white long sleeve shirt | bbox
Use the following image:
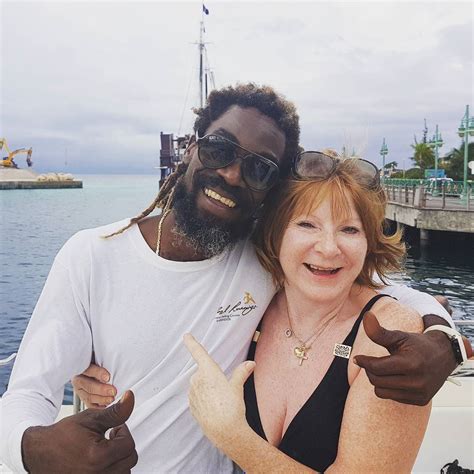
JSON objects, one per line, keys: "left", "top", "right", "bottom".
{"left": 0, "top": 219, "right": 452, "bottom": 473}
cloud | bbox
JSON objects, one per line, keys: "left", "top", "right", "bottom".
{"left": 2, "top": 1, "right": 472, "bottom": 173}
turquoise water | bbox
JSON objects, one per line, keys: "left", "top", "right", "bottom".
{"left": 1, "top": 175, "right": 473, "bottom": 402}
{"left": 0, "top": 175, "right": 161, "bottom": 401}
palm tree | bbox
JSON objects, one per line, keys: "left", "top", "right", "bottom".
{"left": 443, "top": 142, "right": 474, "bottom": 180}
{"left": 410, "top": 142, "right": 434, "bottom": 174}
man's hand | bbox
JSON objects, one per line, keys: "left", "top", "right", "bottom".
{"left": 72, "top": 364, "right": 117, "bottom": 408}
{"left": 183, "top": 334, "right": 255, "bottom": 451}
{"left": 354, "top": 312, "right": 473, "bottom": 406}
{"left": 22, "top": 391, "right": 138, "bottom": 473}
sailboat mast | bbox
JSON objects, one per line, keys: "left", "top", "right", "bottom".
{"left": 199, "top": 19, "right": 205, "bottom": 108}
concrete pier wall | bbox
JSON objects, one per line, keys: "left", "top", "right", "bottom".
{"left": 386, "top": 202, "right": 474, "bottom": 233}
{"left": 0, "top": 180, "right": 82, "bottom": 190}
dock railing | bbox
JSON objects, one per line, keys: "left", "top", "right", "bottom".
{"left": 384, "top": 179, "right": 472, "bottom": 211}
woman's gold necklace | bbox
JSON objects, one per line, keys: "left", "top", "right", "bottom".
{"left": 284, "top": 292, "right": 339, "bottom": 366}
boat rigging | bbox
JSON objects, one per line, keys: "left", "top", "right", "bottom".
{"left": 158, "top": 5, "right": 215, "bottom": 186}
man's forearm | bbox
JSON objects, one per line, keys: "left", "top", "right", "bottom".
{"left": 423, "top": 313, "right": 451, "bottom": 329}
{"left": 382, "top": 284, "right": 454, "bottom": 327}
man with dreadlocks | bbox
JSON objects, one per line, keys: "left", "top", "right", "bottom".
{"left": 1, "top": 84, "right": 462, "bottom": 473}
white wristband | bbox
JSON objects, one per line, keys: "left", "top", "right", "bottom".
{"left": 423, "top": 325, "right": 468, "bottom": 366}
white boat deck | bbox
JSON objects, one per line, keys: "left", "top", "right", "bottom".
{"left": 414, "top": 375, "right": 473, "bottom": 473}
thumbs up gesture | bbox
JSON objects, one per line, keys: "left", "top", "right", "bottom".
{"left": 354, "top": 312, "right": 473, "bottom": 406}
{"left": 22, "top": 391, "right": 138, "bottom": 473}
{"left": 183, "top": 334, "right": 255, "bottom": 451}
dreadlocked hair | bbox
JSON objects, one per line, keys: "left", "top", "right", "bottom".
{"left": 193, "top": 83, "right": 300, "bottom": 177}
{"left": 103, "top": 161, "right": 189, "bottom": 238}
{"left": 105, "top": 83, "right": 300, "bottom": 239}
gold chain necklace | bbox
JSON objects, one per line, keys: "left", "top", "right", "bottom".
{"left": 284, "top": 291, "right": 339, "bottom": 366}
{"left": 155, "top": 208, "right": 171, "bottom": 256}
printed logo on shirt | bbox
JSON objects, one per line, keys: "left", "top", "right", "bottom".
{"left": 215, "top": 292, "right": 257, "bottom": 322}
{"left": 243, "top": 292, "right": 256, "bottom": 305}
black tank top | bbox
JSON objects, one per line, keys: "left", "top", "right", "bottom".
{"left": 244, "top": 294, "right": 389, "bottom": 472}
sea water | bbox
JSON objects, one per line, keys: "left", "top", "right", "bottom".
{"left": 1, "top": 175, "right": 473, "bottom": 402}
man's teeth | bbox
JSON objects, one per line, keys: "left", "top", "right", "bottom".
{"left": 204, "top": 188, "right": 236, "bottom": 208}
{"left": 307, "top": 264, "right": 340, "bottom": 274}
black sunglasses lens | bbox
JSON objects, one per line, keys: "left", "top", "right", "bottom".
{"left": 242, "top": 155, "right": 279, "bottom": 191}
{"left": 295, "top": 152, "right": 335, "bottom": 178}
{"left": 199, "top": 136, "right": 235, "bottom": 168}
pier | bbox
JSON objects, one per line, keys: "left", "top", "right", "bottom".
{"left": 0, "top": 168, "right": 82, "bottom": 190}
{"left": 384, "top": 181, "right": 474, "bottom": 239}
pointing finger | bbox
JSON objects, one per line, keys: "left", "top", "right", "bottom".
{"left": 353, "top": 353, "right": 407, "bottom": 376}
{"left": 362, "top": 311, "right": 408, "bottom": 354}
{"left": 183, "top": 334, "right": 220, "bottom": 370}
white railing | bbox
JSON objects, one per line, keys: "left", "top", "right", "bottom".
{"left": 0, "top": 353, "right": 16, "bottom": 367}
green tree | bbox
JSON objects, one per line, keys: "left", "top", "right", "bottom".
{"left": 443, "top": 142, "right": 474, "bottom": 180}
{"left": 410, "top": 142, "right": 434, "bottom": 173}
{"left": 410, "top": 119, "right": 435, "bottom": 174}
{"left": 404, "top": 167, "right": 424, "bottom": 179}
{"left": 384, "top": 160, "right": 398, "bottom": 169}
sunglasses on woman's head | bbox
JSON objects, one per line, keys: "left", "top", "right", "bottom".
{"left": 292, "top": 151, "right": 380, "bottom": 189}
{"left": 196, "top": 133, "right": 281, "bottom": 192}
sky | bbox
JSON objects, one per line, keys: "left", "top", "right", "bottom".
{"left": 1, "top": 0, "right": 473, "bottom": 174}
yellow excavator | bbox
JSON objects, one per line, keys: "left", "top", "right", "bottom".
{"left": 0, "top": 137, "right": 33, "bottom": 168}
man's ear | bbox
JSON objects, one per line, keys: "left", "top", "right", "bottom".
{"left": 183, "top": 135, "right": 197, "bottom": 165}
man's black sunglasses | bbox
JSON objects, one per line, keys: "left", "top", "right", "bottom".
{"left": 196, "top": 133, "right": 280, "bottom": 192}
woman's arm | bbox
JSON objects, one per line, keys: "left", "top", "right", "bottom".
{"left": 327, "top": 301, "right": 431, "bottom": 473}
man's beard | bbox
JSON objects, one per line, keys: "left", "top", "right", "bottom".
{"left": 171, "top": 173, "right": 255, "bottom": 258}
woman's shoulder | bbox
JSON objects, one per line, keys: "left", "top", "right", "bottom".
{"left": 371, "top": 296, "right": 423, "bottom": 333}
{"left": 353, "top": 296, "right": 423, "bottom": 358}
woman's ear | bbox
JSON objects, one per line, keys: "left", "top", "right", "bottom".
{"left": 183, "top": 135, "right": 197, "bottom": 165}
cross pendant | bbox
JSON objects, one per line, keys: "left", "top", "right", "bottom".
{"left": 294, "top": 345, "right": 309, "bottom": 366}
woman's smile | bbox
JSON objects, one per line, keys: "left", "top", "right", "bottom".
{"left": 303, "top": 263, "right": 343, "bottom": 277}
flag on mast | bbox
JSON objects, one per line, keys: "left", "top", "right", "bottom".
{"left": 203, "top": 4, "right": 209, "bottom": 15}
